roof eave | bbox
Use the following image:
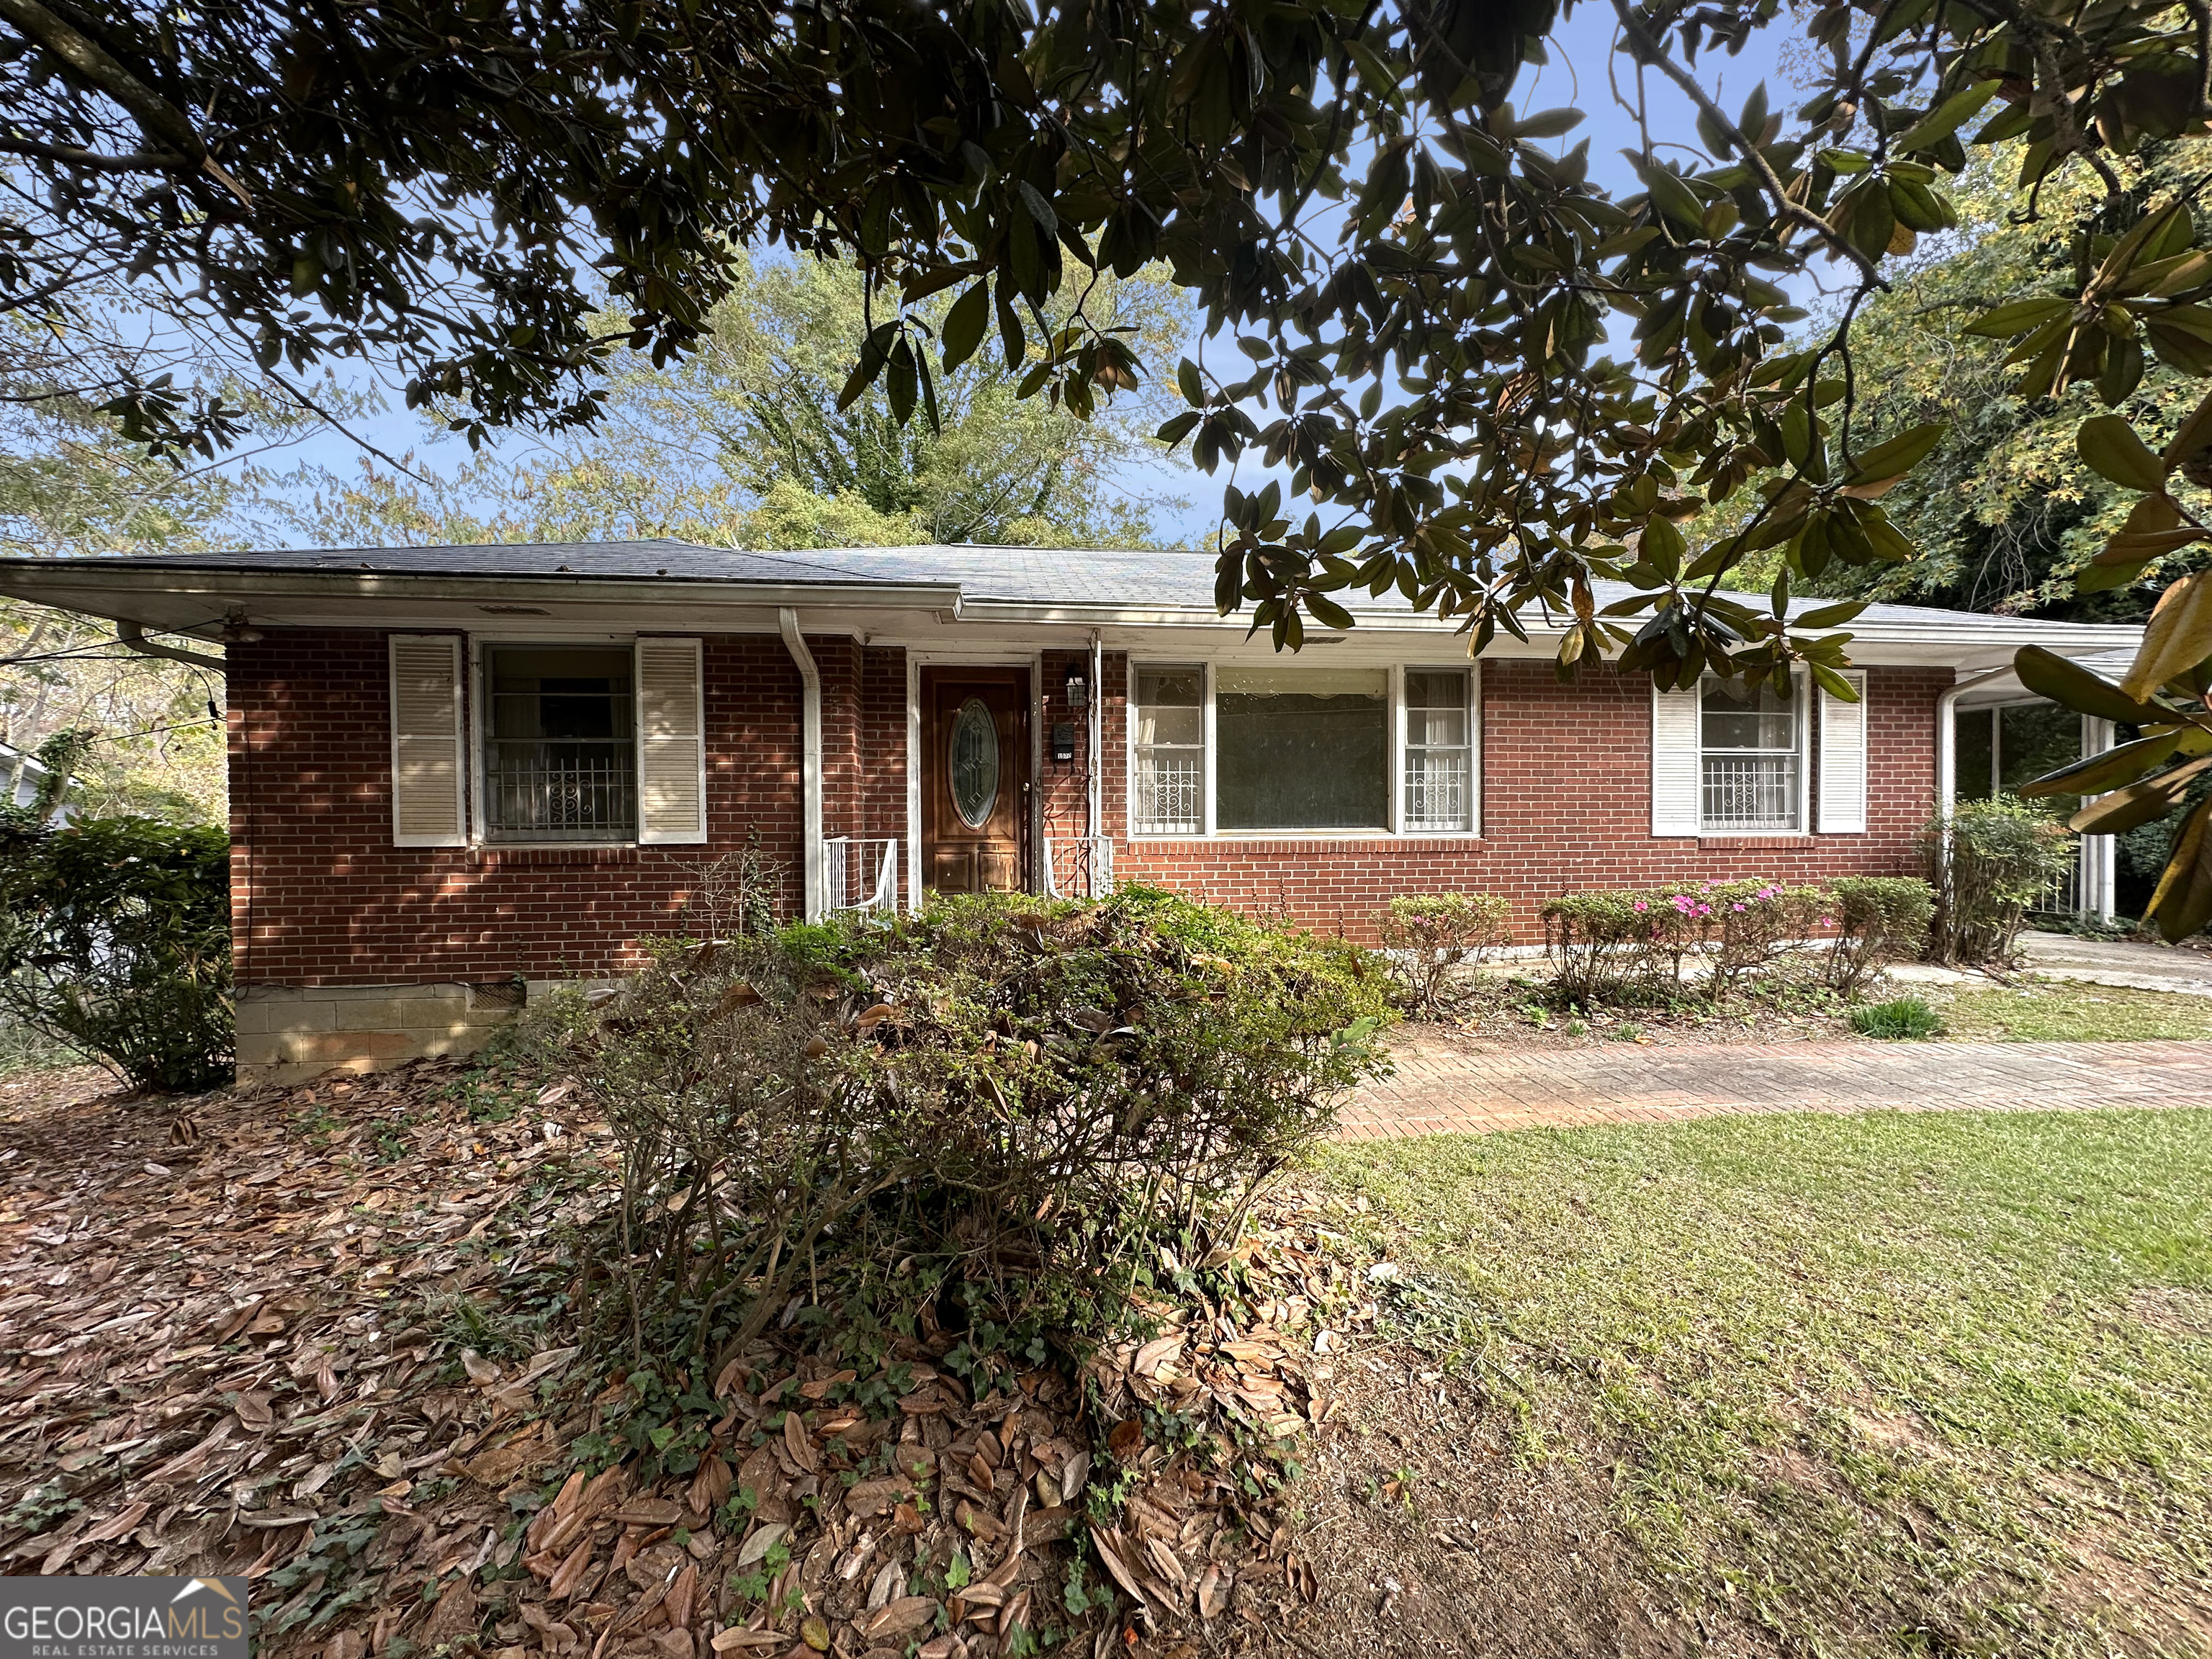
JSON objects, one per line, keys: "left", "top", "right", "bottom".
{"left": 0, "top": 559, "right": 966, "bottom": 634}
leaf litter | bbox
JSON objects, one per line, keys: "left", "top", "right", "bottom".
{"left": 0, "top": 1057, "right": 1380, "bottom": 1658}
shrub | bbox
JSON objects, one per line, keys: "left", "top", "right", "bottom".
{"left": 552, "top": 886, "right": 1394, "bottom": 1366}
{"left": 0, "top": 814, "right": 233, "bottom": 1091}
{"left": 1824, "top": 876, "right": 1934, "bottom": 997}
{"left": 1542, "top": 889, "right": 1676, "bottom": 1002}
{"left": 1851, "top": 997, "right": 1943, "bottom": 1040}
{"left": 1925, "top": 798, "right": 2077, "bottom": 967}
{"left": 1542, "top": 880, "right": 1827, "bottom": 1002}
{"left": 1376, "top": 891, "right": 1513, "bottom": 1011}
{"left": 1704, "top": 880, "right": 1828, "bottom": 997}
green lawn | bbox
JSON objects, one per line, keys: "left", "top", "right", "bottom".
{"left": 1934, "top": 980, "right": 2212, "bottom": 1043}
{"left": 1320, "top": 1110, "right": 2212, "bottom": 1656}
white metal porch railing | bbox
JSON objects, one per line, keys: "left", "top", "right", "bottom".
{"left": 823, "top": 836, "right": 899, "bottom": 915}
{"left": 1043, "top": 835, "right": 1115, "bottom": 900}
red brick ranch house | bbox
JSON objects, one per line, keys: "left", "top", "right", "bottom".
{"left": 0, "top": 542, "right": 2143, "bottom": 1082}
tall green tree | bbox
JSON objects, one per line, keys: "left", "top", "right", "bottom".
{"left": 0, "top": 387, "right": 234, "bottom": 824}
{"left": 268, "top": 258, "right": 1195, "bottom": 550}
{"left": 1735, "top": 141, "right": 2212, "bottom": 624}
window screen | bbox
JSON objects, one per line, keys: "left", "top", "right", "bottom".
{"left": 1132, "top": 667, "right": 1203, "bottom": 835}
{"left": 1216, "top": 667, "right": 1386, "bottom": 830}
{"left": 483, "top": 645, "right": 637, "bottom": 842}
{"left": 1700, "top": 675, "right": 1801, "bottom": 832}
{"left": 1404, "top": 669, "right": 1473, "bottom": 832}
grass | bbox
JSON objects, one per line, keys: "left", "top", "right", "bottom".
{"left": 1851, "top": 995, "right": 1943, "bottom": 1040}
{"left": 1321, "top": 1110, "right": 2212, "bottom": 1657}
{"left": 1936, "top": 979, "right": 2212, "bottom": 1043}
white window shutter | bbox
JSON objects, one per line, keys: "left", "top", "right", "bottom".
{"left": 637, "top": 638, "right": 707, "bottom": 845}
{"left": 1651, "top": 679, "right": 1701, "bottom": 836}
{"left": 1817, "top": 669, "right": 1869, "bottom": 833}
{"left": 389, "top": 634, "right": 466, "bottom": 848}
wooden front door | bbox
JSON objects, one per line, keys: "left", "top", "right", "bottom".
{"left": 922, "top": 667, "right": 1028, "bottom": 894}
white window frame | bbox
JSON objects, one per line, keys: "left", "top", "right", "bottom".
{"left": 1123, "top": 659, "right": 1483, "bottom": 840}
{"left": 1128, "top": 662, "right": 1208, "bottom": 836}
{"left": 1696, "top": 669, "right": 1811, "bottom": 837}
{"left": 1401, "top": 664, "right": 1480, "bottom": 835}
{"left": 464, "top": 631, "right": 652, "bottom": 850}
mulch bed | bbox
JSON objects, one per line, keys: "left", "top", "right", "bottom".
{"left": 0, "top": 1058, "right": 1391, "bottom": 1659}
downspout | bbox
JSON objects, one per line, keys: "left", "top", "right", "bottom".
{"left": 1087, "top": 630, "right": 1103, "bottom": 840}
{"left": 1936, "top": 666, "right": 2014, "bottom": 819}
{"left": 778, "top": 608, "right": 824, "bottom": 921}
{"left": 118, "top": 619, "right": 225, "bottom": 672}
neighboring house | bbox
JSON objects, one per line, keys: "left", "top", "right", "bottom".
{"left": 0, "top": 541, "right": 2144, "bottom": 1082}
{"left": 0, "top": 738, "right": 77, "bottom": 824}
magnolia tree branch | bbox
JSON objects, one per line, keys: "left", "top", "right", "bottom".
{"left": 1609, "top": 0, "right": 1890, "bottom": 292}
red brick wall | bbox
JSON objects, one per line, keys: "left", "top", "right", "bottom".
{"left": 1110, "top": 657, "right": 1947, "bottom": 943}
{"left": 229, "top": 631, "right": 1943, "bottom": 980}
{"left": 228, "top": 630, "right": 907, "bottom": 985}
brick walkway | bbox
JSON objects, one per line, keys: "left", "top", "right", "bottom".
{"left": 1339, "top": 1027, "right": 2212, "bottom": 1138}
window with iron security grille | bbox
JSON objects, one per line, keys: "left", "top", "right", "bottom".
{"left": 1699, "top": 675, "right": 1802, "bottom": 832}
{"left": 483, "top": 644, "right": 637, "bottom": 842}
{"left": 1403, "top": 668, "right": 1473, "bottom": 832}
{"left": 1133, "top": 666, "right": 1203, "bottom": 834}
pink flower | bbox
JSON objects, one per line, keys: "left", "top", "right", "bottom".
{"left": 1820, "top": 915, "right": 1835, "bottom": 927}
{"left": 1633, "top": 900, "right": 1647, "bottom": 912}
{"left": 1732, "top": 902, "right": 1746, "bottom": 912}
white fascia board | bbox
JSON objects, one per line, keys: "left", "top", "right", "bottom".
{"left": 0, "top": 562, "right": 963, "bottom": 637}
{"left": 954, "top": 598, "right": 2142, "bottom": 665}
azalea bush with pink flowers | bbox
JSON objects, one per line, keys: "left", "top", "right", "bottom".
{"left": 1540, "top": 878, "right": 1928, "bottom": 1007}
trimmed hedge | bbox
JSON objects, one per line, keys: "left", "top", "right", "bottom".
{"left": 1375, "top": 891, "right": 1513, "bottom": 1010}
{"left": 1542, "top": 876, "right": 1933, "bottom": 1004}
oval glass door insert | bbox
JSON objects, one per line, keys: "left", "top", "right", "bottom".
{"left": 950, "top": 698, "right": 1000, "bottom": 829}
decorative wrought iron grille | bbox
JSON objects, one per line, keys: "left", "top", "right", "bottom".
{"left": 1699, "top": 755, "right": 1797, "bottom": 831}
{"left": 485, "top": 744, "right": 637, "bottom": 840}
{"left": 1133, "top": 751, "right": 1202, "bottom": 835}
{"left": 483, "top": 646, "right": 637, "bottom": 842}
{"left": 1404, "top": 752, "right": 1470, "bottom": 832}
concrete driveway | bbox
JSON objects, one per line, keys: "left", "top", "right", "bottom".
{"left": 2015, "top": 930, "right": 2212, "bottom": 997}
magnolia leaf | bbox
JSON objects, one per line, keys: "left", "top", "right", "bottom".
{"left": 2069, "top": 755, "right": 2212, "bottom": 834}
{"left": 1304, "top": 591, "right": 1354, "bottom": 631}
{"left": 940, "top": 282, "right": 990, "bottom": 372}
{"left": 2018, "top": 731, "right": 2180, "bottom": 797}
{"left": 1808, "top": 662, "right": 1858, "bottom": 701}
{"left": 2077, "top": 414, "right": 2167, "bottom": 492}
{"left": 2013, "top": 644, "right": 2167, "bottom": 724}
{"left": 1841, "top": 422, "right": 1946, "bottom": 493}
{"left": 1642, "top": 166, "right": 1707, "bottom": 235}
{"left": 2095, "top": 526, "right": 2203, "bottom": 565}
{"left": 1793, "top": 598, "right": 1870, "bottom": 629}
{"left": 2146, "top": 796, "right": 2212, "bottom": 942}
{"left": 1963, "top": 296, "right": 2071, "bottom": 338}
{"left": 1892, "top": 79, "right": 2002, "bottom": 152}
{"left": 2166, "top": 385, "right": 2212, "bottom": 474}
{"left": 2123, "top": 571, "right": 2212, "bottom": 700}
{"left": 1640, "top": 513, "right": 1684, "bottom": 577}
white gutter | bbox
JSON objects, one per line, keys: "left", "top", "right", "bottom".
{"left": 778, "top": 608, "right": 824, "bottom": 921}
{"left": 1936, "top": 665, "right": 2015, "bottom": 818}
{"left": 1087, "top": 629, "right": 1103, "bottom": 840}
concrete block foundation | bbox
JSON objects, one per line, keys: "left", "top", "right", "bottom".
{"left": 235, "top": 980, "right": 533, "bottom": 1086}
